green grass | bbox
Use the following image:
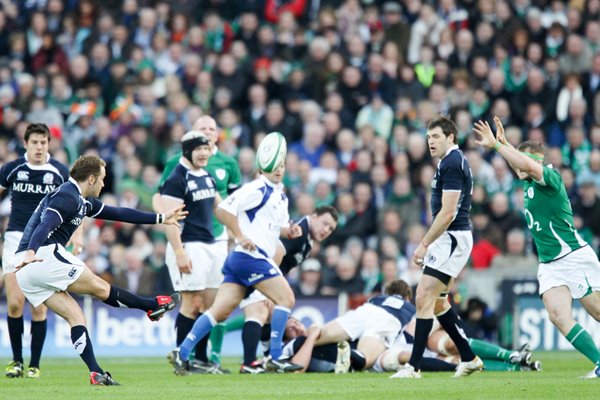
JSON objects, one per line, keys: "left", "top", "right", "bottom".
{"left": 0, "top": 352, "right": 598, "bottom": 400}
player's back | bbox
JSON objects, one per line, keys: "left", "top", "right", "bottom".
{"left": 0, "top": 157, "right": 69, "bottom": 232}
{"left": 368, "top": 294, "right": 416, "bottom": 329}
{"left": 17, "top": 180, "right": 85, "bottom": 253}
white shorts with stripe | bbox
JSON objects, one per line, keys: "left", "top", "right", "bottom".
{"left": 2, "top": 231, "right": 23, "bottom": 275}
{"left": 15, "top": 244, "right": 86, "bottom": 307}
{"left": 424, "top": 230, "right": 473, "bottom": 278}
{"left": 538, "top": 245, "right": 600, "bottom": 299}
{"left": 166, "top": 241, "right": 225, "bottom": 291}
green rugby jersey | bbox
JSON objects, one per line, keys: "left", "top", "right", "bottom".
{"left": 160, "top": 150, "right": 241, "bottom": 237}
{"left": 522, "top": 165, "right": 587, "bottom": 263}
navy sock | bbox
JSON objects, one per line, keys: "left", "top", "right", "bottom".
{"left": 408, "top": 318, "right": 434, "bottom": 370}
{"left": 350, "top": 350, "right": 367, "bottom": 371}
{"left": 103, "top": 286, "right": 157, "bottom": 311}
{"left": 242, "top": 320, "right": 263, "bottom": 365}
{"left": 260, "top": 323, "right": 271, "bottom": 356}
{"left": 194, "top": 313, "right": 210, "bottom": 363}
{"left": 420, "top": 357, "right": 457, "bottom": 372}
{"left": 71, "top": 325, "right": 102, "bottom": 373}
{"left": 175, "top": 313, "right": 195, "bottom": 347}
{"left": 29, "top": 320, "right": 47, "bottom": 368}
{"left": 437, "top": 308, "right": 476, "bottom": 362}
{"left": 7, "top": 316, "right": 24, "bottom": 363}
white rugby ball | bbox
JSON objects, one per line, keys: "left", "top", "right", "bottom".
{"left": 256, "top": 132, "right": 287, "bottom": 172}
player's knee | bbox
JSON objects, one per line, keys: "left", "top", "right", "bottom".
{"left": 7, "top": 300, "right": 24, "bottom": 317}
{"left": 546, "top": 307, "right": 572, "bottom": 329}
{"left": 30, "top": 304, "right": 47, "bottom": 320}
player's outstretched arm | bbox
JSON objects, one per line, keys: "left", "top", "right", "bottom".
{"left": 473, "top": 120, "right": 543, "bottom": 181}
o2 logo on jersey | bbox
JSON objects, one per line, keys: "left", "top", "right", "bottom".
{"left": 527, "top": 187, "right": 534, "bottom": 199}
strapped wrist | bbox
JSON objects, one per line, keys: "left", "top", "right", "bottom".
{"left": 494, "top": 141, "right": 502, "bottom": 151}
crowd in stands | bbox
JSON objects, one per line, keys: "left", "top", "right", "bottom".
{"left": 0, "top": 0, "right": 600, "bottom": 342}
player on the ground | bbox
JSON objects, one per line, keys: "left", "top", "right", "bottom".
{"left": 474, "top": 116, "right": 600, "bottom": 379}
{"left": 0, "top": 123, "right": 77, "bottom": 379}
{"left": 154, "top": 115, "right": 241, "bottom": 370}
{"left": 169, "top": 132, "right": 304, "bottom": 375}
{"left": 14, "top": 155, "right": 185, "bottom": 385}
{"left": 238, "top": 206, "right": 338, "bottom": 373}
{"left": 161, "top": 130, "right": 230, "bottom": 374}
{"left": 393, "top": 116, "right": 482, "bottom": 379}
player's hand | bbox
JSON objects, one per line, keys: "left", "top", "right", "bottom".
{"left": 237, "top": 236, "right": 256, "bottom": 252}
{"left": 162, "top": 204, "right": 188, "bottom": 227}
{"left": 473, "top": 120, "right": 497, "bottom": 149}
{"left": 493, "top": 116, "right": 507, "bottom": 145}
{"left": 67, "top": 237, "right": 84, "bottom": 255}
{"left": 15, "top": 250, "right": 43, "bottom": 270}
{"left": 307, "top": 325, "right": 321, "bottom": 339}
{"left": 413, "top": 243, "right": 427, "bottom": 267}
{"left": 176, "top": 253, "right": 192, "bottom": 274}
{"left": 287, "top": 224, "right": 302, "bottom": 239}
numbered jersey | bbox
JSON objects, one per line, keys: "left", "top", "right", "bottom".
{"left": 523, "top": 166, "right": 587, "bottom": 263}
{"left": 368, "top": 294, "right": 416, "bottom": 328}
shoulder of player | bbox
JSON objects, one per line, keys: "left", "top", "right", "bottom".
{"left": 1, "top": 157, "right": 26, "bottom": 174}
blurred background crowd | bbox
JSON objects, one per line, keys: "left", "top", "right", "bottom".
{"left": 0, "top": 0, "right": 599, "bottom": 345}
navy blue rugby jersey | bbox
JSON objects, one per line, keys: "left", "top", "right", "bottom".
{"left": 18, "top": 179, "right": 106, "bottom": 252}
{"left": 160, "top": 162, "right": 217, "bottom": 243}
{"left": 279, "top": 216, "right": 312, "bottom": 275}
{"left": 368, "top": 294, "right": 416, "bottom": 328}
{"left": 0, "top": 156, "right": 69, "bottom": 232}
{"left": 430, "top": 145, "right": 472, "bottom": 231}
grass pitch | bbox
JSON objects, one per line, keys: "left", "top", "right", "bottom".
{"left": 0, "top": 352, "right": 597, "bottom": 400}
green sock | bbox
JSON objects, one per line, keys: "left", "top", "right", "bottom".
{"left": 225, "top": 314, "right": 246, "bottom": 332}
{"left": 468, "top": 338, "right": 511, "bottom": 361}
{"left": 482, "top": 359, "right": 520, "bottom": 371}
{"left": 209, "top": 323, "right": 226, "bottom": 364}
{"left": 566, "top": 324, "right": 600, "bottom": 364}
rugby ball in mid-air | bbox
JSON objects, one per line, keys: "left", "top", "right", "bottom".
{"left": 256, "top": 132, "right": 287, "bottom": 172}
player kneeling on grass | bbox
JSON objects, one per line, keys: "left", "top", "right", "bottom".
{"left": 14, "top": 155, "right": 185, "bottom": 385}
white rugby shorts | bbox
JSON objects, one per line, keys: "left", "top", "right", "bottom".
{"left": 166, "top": 241, "right": 225, "bottom": 291}
{"left": 15, "top": 244, "right": 85, "bottom": 307}
{"left": 424, "top": 230, "right": 473, "bottom": 278}
{"left": 2, "top": 231, "right": 23, "bottom": 275}
{"left": 538, "top": 245, "right": 600, "bottom": 299}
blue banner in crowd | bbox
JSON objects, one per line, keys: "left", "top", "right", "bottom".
{"left": 517, "top": 296, "right": 600, "bottom": 350}
{"left": 0, "top": 296, "right": 338, "bottom": 358}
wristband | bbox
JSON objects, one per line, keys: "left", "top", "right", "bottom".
{"left": 494, "top": 141, "right": 502, "bottom": 151}
{"left": 156, "top": 213, "right": 165, "bottom": 224}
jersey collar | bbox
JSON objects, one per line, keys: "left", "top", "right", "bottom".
{"left": 260, "top": 174, "right": 283, "bottom": 190}
{"left": 179, "top": 158, "right": 207, "bottom": 176}
{"left": 24, "top": 152, "right": 50, "bottom": 165}
{"left": 69, "top": 177, "right": 82, "bottom": 195}
{"left": 443, "top": 144, "right": 459, "bottom": 158}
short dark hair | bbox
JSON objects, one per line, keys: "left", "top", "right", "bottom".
{"left": 314, "top": 205, "right": 339, "bottom": 222}
{"left": 70, "top": 155, "right": 106, "bottom": 181}
{"left": 427, "top": 116, "right": 458, "bottom": 144}
{"left": 516, "top": 140, "right": 545, "bottom": 155}
{"left": 385, "top": 279, "right": 413, "bottom": 301}
{"left": 24, "top": 123, "right": 51, "bottom": 142}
